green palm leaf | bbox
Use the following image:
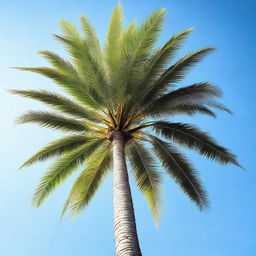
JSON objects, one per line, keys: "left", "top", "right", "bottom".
{"left": 104, "top": 3, "right": 123, "bottom": 85}
{"left": 142, "top": 47, "right": 215, "bottom": 105}
{"left": 59, "top": 19, "right": 80, "bottom": 37}
{"left": 143, "top": 82, "right": 221, "bottom": 118}
{"left": 38, "top": 50, "right": 77, "bottom": 75}
{"left": 32, "top": 139, "right": 104, "bottom": 208}
{"left": 39, "top": 50, "right": 108, "bottom": 103}
{"left": 144, "top": 82, "right": 221, "bottom": 113}
{"left": 127, "top": 140, "right": 161, "bottom": 222}
{"left": 128, "top": 8, "right": 165, "bottom": 71}
{"left": 147, "top": 28, "right": 194, "bottom": 76}
{"left": 150, "top": 135, "right": 208, "bottom": 210}
{"left": 146, "top": 103, "right": 217, "bottom": 118}
{"left": 80, "top": 14, "right": 101, "bottom": 57}
{"left": 20, "top": 135, "right": 91, "bottom": 169}
{"left": 16, "top": 110, "right": 90, "bottom": 132}
{"left": 109, "top": 21, "right": 136, "bottom": 103}
{"left": 12, "top": 66, "right": 99, "bottom": 108}
{"left": 56, "top": 21, "right": 107, "bottom": 97}
{"left": 153, "top": 121, "right": 241, "bottom": 166}
{"left": 62, "top": 145, "right": 112, "bottom": 217}
{"left": 123, "top": 8, "right": 166, "bottom": 97}
{"left": 126, "top": 28, "right": 193, "bottom": 109}
{"left": 9, "top": 89, "right": 101, "bottom": 122}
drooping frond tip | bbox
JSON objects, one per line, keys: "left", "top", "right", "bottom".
{"left": 32, "top": 140, "right": 105, "bottom": 208}
{"left": 127, "top": 140, "right": 162, "bottom": 223}
{"left": 61, "top": 145, "right": 112, "bottom": 218}
{"left": 153, "top": 121, "right": 243, "bottom": 168}
{"left": 149, "top": 135, "right": 208, "bottom": 210}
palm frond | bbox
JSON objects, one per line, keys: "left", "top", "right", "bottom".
{"left": 80, "top": 14, "right": 101, "bottom": 57}
{"left": 16, "top": 110, "right": 90, "bottom": 132}
{"left": 104, "top": 3, "right": 123, "bottom": 86}
{"left": 150, "top": 135, "right": 208, "bottom": 210}
{"left": 39, "top": 51, "right": 108, "bottom": 104}
{"left": 12, "top": 66, "right": 100, "bottom": 108}
{"left": 125, "top": 28, "right": 193, "bottom": 110}
{"left": 143, "top": 82, "right": 221, "bottom": 117}
{"left": 54, "top": 24, "right": 108, "bottom": 107}
{"left": 20, "top": 135, "right": 91, "bottom": 169}
{"left": 9, "top": 89, "right": 101, "bottom": 122}
{"left": 142, "top": 47, "right": 215, "bottom": 105}
{"left": 128, "top": 8, "right": 166, "bottom": 71}
{"left": 59, "top": 19, "right": 80, "bottom": 38}
{"left": 153, "top": 121, "right": 241, "bottom": 167}
{"left": 147, "top": 28, "right": 193, "bottom": 76}
{"left": 122, "top": 8, "right": 166, "bottom": 96}
{"left": 62, "top": 145, "right": 112, "bottom": 217}
{"left": 144, "top": 82, "right": 221, "bottom": 112}
{"left": 127, "top": 140, "right": 161, "bottom": 222}
{"left": 38, "top": 50, "right": 77, "bottom": 75}
{"left": 32, "top": 139, "right": 104, "bottom": 207}
{"left": 109, "top": 21, "right": 136, "bottom": 102}
{"left": 207, "top": 101, "right": 233, "bottom": 114}
{"left": 145, "top": 103, "right": 216, "bottom": 118}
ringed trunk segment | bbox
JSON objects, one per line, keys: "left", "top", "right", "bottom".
{"left": 112, "top": 131, "right": 142, "bottom": 256}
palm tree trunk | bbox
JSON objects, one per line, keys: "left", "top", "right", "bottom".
{"left": 112, "top": 131, "right": 142, "bottom": 256}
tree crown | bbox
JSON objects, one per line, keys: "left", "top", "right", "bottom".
{"left": 10, "top": 4, "right": 241, "bottom": 223}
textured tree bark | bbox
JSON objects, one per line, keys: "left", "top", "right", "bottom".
{"left": 112, "top": 131, "right": 142, "bottom": 256}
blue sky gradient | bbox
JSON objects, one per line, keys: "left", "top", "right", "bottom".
{"left": 0, "top": 0, "right": 255, "bottom": 255}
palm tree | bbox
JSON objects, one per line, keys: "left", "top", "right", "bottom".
{"left": 10, "top": 4, "right": 241, "bottom": 256}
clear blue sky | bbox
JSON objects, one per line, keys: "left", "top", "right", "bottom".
{"left": 0, "top": 0, "right": 255, "bottom": 255}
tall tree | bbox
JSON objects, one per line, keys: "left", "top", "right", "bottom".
{"left": 10, "top": 4, "right": 241, "bottom": 255}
